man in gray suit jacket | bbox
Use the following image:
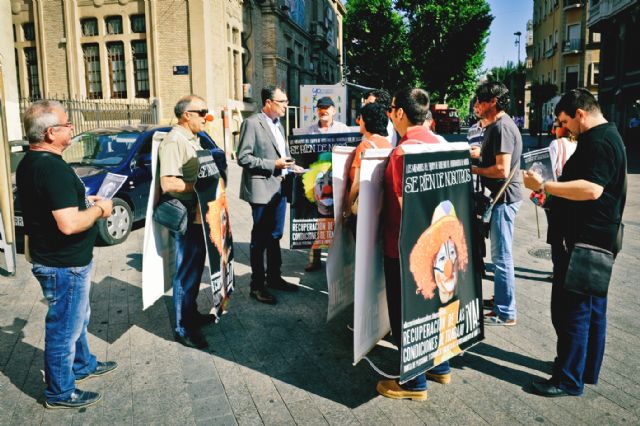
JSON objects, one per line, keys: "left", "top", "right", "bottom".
{"left": 237, "top": 86, "right": 301, "bottom": 304}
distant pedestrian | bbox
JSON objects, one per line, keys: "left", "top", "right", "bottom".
{"left": 17, "top": 100, "right": 118, "bottom": 409}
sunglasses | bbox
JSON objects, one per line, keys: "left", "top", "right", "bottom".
{"left": 49, "top": 121, "right": 73, "bottom": 129}
{"left": 187, "top": 109, "right": 209, "bottom": 118}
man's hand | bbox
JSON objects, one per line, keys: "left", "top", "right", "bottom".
{"left": 94, "top": 199, "right": 113, "bottom": 218}
{"left": 523, "top": 170, "right": 544, "bottom": 192}
{"left": 275, "top": 158, "right": 287, "bottom": 169}
{"left": 470, "top": 145, "right": 481, "bottom": 159}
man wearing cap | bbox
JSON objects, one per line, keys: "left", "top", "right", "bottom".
{"left": 158, "top": 94, "right": 212, "bottom": 349}
{"left": 237, "top": 86, "right": 301, "bottom": 306}
{"left": 304, "top": 96, "right": 350, "bottom": 271}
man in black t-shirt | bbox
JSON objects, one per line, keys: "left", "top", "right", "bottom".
{"left": 16, "top": 101, "right": 118, "bottom": 409}
{"left": 524, "top": 89, "right": 626, "bottom": 397}
{"left": 471, "top": 82, "right": 523, "bottom": 326}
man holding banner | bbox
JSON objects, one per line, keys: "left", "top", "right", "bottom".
{"left": 377, "top": 88, "right": 451, "bottom": 401}
{"left": 303, "top": 96, "right": 350, "bottom": 271}
{"left": 158, "top": 95, "right": 211, "bottom": 349}
{"left": 237, "top": 86, "right": 300, "bottom": 305}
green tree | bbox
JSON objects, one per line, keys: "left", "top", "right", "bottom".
{"left": 396, "top": 0, "right": 493, "bottom": 108}
{"left": 343, "top": 0, "right": 414, "bottom": 91}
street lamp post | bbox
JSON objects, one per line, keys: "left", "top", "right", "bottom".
{"left": 514, "top": 31, "right": 522, "bottom": 67}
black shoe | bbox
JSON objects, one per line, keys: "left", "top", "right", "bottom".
{"left": 174, "top": 331, "right": 208, "bottom": 349}
{"left": 267, "top": 277, "right": 299, "bottom": 292}
{"left": 531, "top": 380, "right": 571, "bottom": 397}
{"left": 250, "top": 288, "right": 277, "bottom": 304}
{"left": 45, "top": 389, "right": 102, "bottom": 409}
{"left": 482, "top": 297, "right": 494, "bottom": 309}
{"left": 75, "top": 361, "right": 118, "bottom": 383}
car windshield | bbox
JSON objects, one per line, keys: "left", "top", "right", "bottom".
{"left": 63, "top": 131, "right": 139, "bottom": 166}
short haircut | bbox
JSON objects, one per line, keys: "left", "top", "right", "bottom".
{"left": 364, "top": 89, "right": 391, "bottom": 110}
{"left": 554, "top": 88, "right": 601, "bottom": 118}
{"left": 360, "top": 103, "right": 389, "bottom": 136}
{"left": 424, "top": 110, "right": 433, "bottom": 122}
{"left": 23, "top": 100, "right": 65, "bottom": 144}
{"left": 475, "top": 82, "right": 510, "bottom": 112}
{"left": 261, "top": 85, "right": 279, "bottom": 106}
{"left": 174, "top": 94, "right": 205, "bottom": 119}
{"left": 393, "top": 88, "right": 430, "bottom": 125}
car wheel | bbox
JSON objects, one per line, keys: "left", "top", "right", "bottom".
{"left": 98, "top": 197, "right": 133, "bottom": 245}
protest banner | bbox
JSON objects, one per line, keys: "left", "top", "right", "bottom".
{"left": 300, "top": 84, "right": 347, "bottom": 128}
{"left": 326, "top": 146, "right": 356, "bottom": 322}
{"left": 195, "top": 151, "right": 235, "bottom": 319}
{"left": 398, "top": 143, "right": 483, "bottom": 383}
{"left": 288, "top": 132, "right": 360, "bottom": 249}
{"left": 353, "top": 148, "right": 393, "bottom": 365}
{"left": 142, "top": 132, "right": 175, "bottom": 309}
{"left": 522, "top": 147, "right": 555, "bottom": 182}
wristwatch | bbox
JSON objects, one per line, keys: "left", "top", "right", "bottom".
{"left": 539, "top": 179, "right": 546, "bottom": 193}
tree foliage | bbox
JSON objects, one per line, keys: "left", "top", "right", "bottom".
{"left": 343, "top": 0, "right": 414, "bottom": 91}
{"left": 344, "top": 0, "right": 493, "bottom": 109}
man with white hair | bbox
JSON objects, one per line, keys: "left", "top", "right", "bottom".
{"left": 17, "top": 100, "right": 117, "bottom": 409}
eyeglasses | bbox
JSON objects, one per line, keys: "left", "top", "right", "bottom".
{"left": 388, "top": 105, "right": 398, "bottom": 112}
{"left": 271, "top": 99, "right": 289, "bottom": 104}
{"left": 49, "top": 121, "right": 73, "bottom": 129}
{"left": 187, "top": 109, "right": 209, "bottom": 117}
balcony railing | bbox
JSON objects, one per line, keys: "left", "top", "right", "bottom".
{"left": 563, "top": 38, "right": 583, "bottom": 53}
{"left": 544, "top": 46, "right": 557, "bottom": 58}
{"left": 564, "top": 0, "right": 583, "bottom": 10}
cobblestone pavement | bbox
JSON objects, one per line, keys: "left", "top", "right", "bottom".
{"left": 1, "top": 134, "right": 639, "bottom": 425}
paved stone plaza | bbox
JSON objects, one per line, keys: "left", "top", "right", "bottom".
{"left": 1, "top": 135, "right": 639, "bottom": 425}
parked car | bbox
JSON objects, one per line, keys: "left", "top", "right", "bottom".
{"left": 13, "top": 125, "right": 225, "bottom": 247}
{"left": 431, "top": 104, "right": 461, "bottom": 134}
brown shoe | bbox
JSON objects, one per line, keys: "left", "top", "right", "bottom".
{"left": 376, "top": 379, "right": 427, "bottom": 401}
{"left": 426, "top": 371, "right": 452, "bottom": 384}
{"left": 304, "top": 261, "right": 321, "bottom": 272}
{"left": 484, "top": 311, "right": 516, "bottom": 326}
{"left": 250, "top": 289, "right": 277, "bottom": 305}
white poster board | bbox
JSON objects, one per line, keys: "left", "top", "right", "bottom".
{"left": 141, "top": 132, "right": 175, "bottom": 310}
{"left": 353, "top": 148, "right": 392, "bottom": 364}
{"left": 300, "top": 84, "right": 348, "bottom": 129}
{"left": 326, "top": 146, "right": 356, "bottom": 321}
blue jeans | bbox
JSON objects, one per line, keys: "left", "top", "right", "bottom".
{"left": 32, "top": 262, "right": 97, "bottom": 402}
{"left": 550, "top": 246, "right": 607, "bottom": 395}
{"left": 383, "top": 256, "right": 451, "bottom": 391}
{"left": 490, "top": 201, "right": 521, "bottom": 321}
{"left": 249, "top": 190, "right": 286, "bottom": 290}
{"left": 173, "top": 222, "right": 206, "bottom": 337}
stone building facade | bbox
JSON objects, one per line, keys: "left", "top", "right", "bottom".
{"left": 9, "top": 0, "right": 344, "bottom": 146}
{"left": 587, "top": 0, "right": 640, "bottom": 147}
{"left": 525, "top": 0, "right": 600, "bottom": 129}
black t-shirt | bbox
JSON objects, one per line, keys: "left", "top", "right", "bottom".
{"left": 479, "top": 114, "right": 523, "bottom": 203}
{"left": 16, "top": 151, "right": 97, "bottom": 267}
{"left": 556, "top": 123, "right": 626, "bottom": 252}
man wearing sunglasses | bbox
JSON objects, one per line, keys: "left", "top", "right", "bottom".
{"left": 470, "top": 82, "right": 523, "bottom": 327}
{"left": 238, "top": 86, "right": 301, "bottom": 305}
{"left": 158, "top": 95, "right": 212, "bottom": 349}
{"left": 17, "top": 101, "right": 117, "bottom": 409}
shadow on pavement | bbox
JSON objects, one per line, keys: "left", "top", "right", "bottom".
{"left": 0, "top": 318, "right": 44, "bottom": 403}
{"left": 85, "top": 246, "right": 383, "bottom": 408}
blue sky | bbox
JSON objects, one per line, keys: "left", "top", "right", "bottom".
{"left": 482, "top": 0, "right": 534, "bottom": 70}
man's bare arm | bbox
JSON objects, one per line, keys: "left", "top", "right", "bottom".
{"left": 52, "top": 199, "right": 112, "bottom": 235}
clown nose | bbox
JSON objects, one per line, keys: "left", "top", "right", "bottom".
{"left": 205, "top": 114, "right": 214, "bottom": 122}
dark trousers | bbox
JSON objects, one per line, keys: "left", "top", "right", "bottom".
{"left": 383, "top": 256, "right": 450, "bottom": 390}
{"left": 249, "top": 190, "right": 286, "bottom": 290}
{"left": 550, "top": 246, "right": 607, "bottom": 395}
{"left": 173, "top": 222, "right": 206, "bottom": 337}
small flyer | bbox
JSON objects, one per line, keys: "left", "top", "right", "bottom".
{"left": 96, "top": 173, "right": 128, "bottom": 199}
{"left": 522, "top": 148, "right": 555, "bottom": 182}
